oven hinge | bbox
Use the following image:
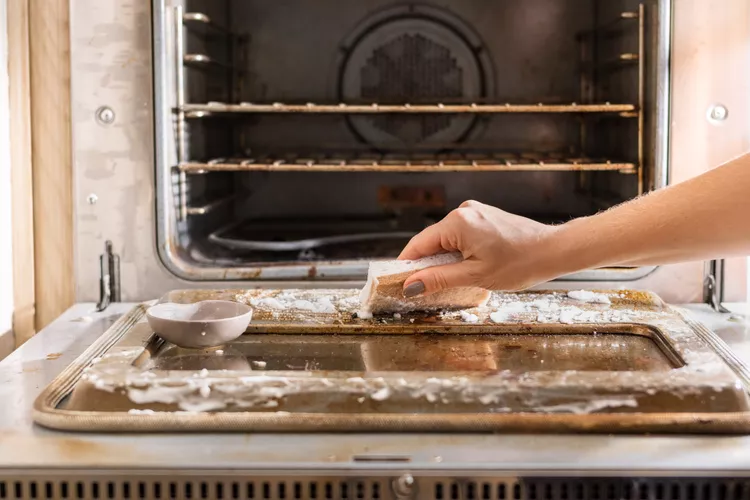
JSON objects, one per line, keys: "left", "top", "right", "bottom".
{"left": 703, "top": 259, "right": 730, "bottom": 313}
{"left": 96, "top": 241, "right": 121, "bottom": 312}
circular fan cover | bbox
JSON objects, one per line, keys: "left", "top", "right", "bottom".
{"left": 341, "top": 17, "right": 483, "bottom": 148}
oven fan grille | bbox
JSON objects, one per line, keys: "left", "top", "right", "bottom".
{"left": 1, "top": 475, "right": 748, "bottom": 500}
{"left": 360, "top": 33, "right": 464, "bottom": 143}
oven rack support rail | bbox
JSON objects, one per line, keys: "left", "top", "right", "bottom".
{"left": 576, "top": 5, "right": 645, "bottom": 196}
{"left": 177, "top": 102, "right": 638, "bottom": 116}
{"left": 177, "top": 157, "right": 637, "bottom": 174}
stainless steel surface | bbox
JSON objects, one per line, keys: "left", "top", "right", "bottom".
{"left": 209, "top": 229, "right": 415, "bottom": 252}
{"left": 637, "top": 3, "right": 645, "bottom": 194}
{"left": 29, "top": 290, "right": 750, "bottom": 433}
{"left": 3, "top": 302, "right": 750, "bottom": 475}
{"left": 708, "top": 104, "right": 729, "bottom": 123}
{"left": 174, "top": 5, "right": 188, "bottom": 222}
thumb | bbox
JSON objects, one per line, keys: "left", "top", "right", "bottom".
{"left": 402, "top": 263, "right": 475, "bottom": 297}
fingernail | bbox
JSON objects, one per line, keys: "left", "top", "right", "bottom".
{"left": 403, "top": 281, "right": 425, "bottom": 298}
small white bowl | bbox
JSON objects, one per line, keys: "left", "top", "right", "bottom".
{"left": 146, "top": 300, "right": 253, "bottom": 348}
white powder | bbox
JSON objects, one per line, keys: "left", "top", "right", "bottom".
{"left": 252, "top": 360, "right": 267, "bottom": 369}
{"left": 127, "top": 409, "right": 155, "bottom": 415}
{"left": 501, "top": 301, "right": 529, "bottom": 313}
{"left": 370, "top": 387, "right": 392, "bottom": 401}
{"left": 559, "top": 307, "right": 584, "bottom": 324}
{"left": 490, "top": 301, "right": 529, "bottom": 323}
{"left": 249, "top": 297, "right": 286, "bottom": 310}
{"left": 576, "top": 310, "right": 602, "bottom": 322}
{"left": 567, "top": 290, "right": 611, "bottom": 304}
{"left": 393, "top": 313, "right": 402, "bottom": 320}
{"left": 251, "top": 293, "right": 338, "bottom": 314}
{"left": 199, "top": 385, "right": 211, "bottom": 398}
{"left": 531, "top": 298, "right": 560, "bottom": 312}
{"left": 490, "top": 311, "right": 508, "bottom": 323}
{"left": 536, "top": 312, "right": 557, "bottom": 323}
{"left": 460, "top": 311, "right": 479, "bottom": 323}
{"left": 290, "top": 298, "right": 337, "bottom": 314}
{"left": 356, "top": 309, "right": 373, "bottom": 320}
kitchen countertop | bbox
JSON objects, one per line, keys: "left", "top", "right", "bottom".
{"left": 1, "top": 302, "right": 750, "bottom": 474}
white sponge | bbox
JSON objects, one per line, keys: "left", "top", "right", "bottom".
{"left": 358, "top": 252, "right": 491, "bottom": 316}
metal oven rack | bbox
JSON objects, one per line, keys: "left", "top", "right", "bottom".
{"left": 170, "top": 4, "right": 646, "bottom": 221}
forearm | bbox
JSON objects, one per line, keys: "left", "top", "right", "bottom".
{"left": 544, "top": 153, "right": 750, "bottom": 275}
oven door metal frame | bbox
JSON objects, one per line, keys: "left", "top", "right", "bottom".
{"left": 152, "top": 0, "right": 672, "bottom": 284}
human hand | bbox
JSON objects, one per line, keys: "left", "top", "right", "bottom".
{"left": 399, "top": 201, "right": 562, "bottom": 297}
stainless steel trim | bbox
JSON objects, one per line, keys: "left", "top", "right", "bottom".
{"left": 154, "top": 0, "right": 183, "bottom": 278}
{"left": 174, "top": 5, "right": 187, "bottom": 222}
{"left": 654, "top": 0, "right": 672, "bottom": 190}
{"left": 637, "top": 3, "right": 646, "bottom": 195}
{"left": 208, "top": 227, "right": 416, "bottom": 252}
{"left": 559, "top": 266, "right": 657, "bottom": 282}
{"left": 678, "top": 307, "right": 750, "bottom": 391}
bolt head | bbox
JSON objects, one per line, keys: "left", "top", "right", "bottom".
{"left": 708, "top": 104, "right": 728, "bottom": 122}
{"left": 96, "top": 106, "right": 115, "bottom": 125}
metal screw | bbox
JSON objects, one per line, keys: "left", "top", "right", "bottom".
{"left": 96, "top": 106, "right": 115, "bottom": 125}
{"left": 708, "top": 104, "right": 728, "bottom": 123}
{"left": 393, "top": 474, "right": 416, "bottom": 499}
{"left": 87, "top": 193, "right": 98, "bottom": 205}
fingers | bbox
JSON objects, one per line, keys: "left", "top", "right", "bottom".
{"left": 398, "top": 222, "right": 454, "bottom": 260}
{"left": 402, "top": 262, "right": 475, "bottom": 297}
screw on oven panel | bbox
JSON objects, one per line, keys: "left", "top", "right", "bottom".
{"left": 393, "top": 474, "right": 416, "bottom": 500}
{"left": 96, "top": 106, "right": 115, "bottom": 125}
{"left": 87, "top": 193, "right": 98, "bottom": 205}
{"left": 707, "top": 104, "right": 728, "bottom": 123}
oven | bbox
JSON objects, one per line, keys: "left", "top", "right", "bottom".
{"left": 156, "top": 0, "right": 667, "bottom": 283}
{"left": 72, "top": 0, "right": 747, "bottom": 304}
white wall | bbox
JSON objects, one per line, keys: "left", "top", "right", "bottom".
{"left": 0, "top": 0, "right": 14, "bottom": 335}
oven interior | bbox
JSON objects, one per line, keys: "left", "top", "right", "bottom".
{"left": 160, "top": 0, "right": 664, "bottom": 278}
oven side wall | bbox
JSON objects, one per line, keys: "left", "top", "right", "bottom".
{"left": 70, "top": 0, "right": 748, "bottom": 304}
{"left": 667, "top": 0, "right": 750, "bottom": 302}
{"left": 71, "top": 0, "right": 185, "bottom": 303}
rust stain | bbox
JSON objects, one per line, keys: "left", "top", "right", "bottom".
{"left": 237, "top": 269, "right": 262, "bottom": 279}
{"left": 51, "top": 437, "right": 138, "bottom": 461}
{"left": 307, "top": 266, "right": 317, "bottom": 279}
{"left": 46, "top": 353, "right": 62, "bottom": 360}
